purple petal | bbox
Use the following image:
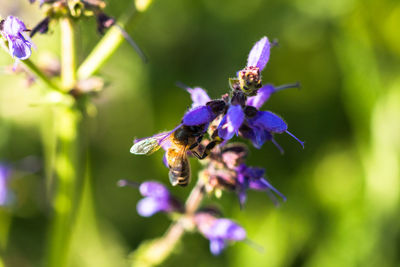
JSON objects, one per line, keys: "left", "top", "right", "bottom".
{"left": 208, "top": 219, "right": 246, "bottom": 241}
{"left": 183, "top": 106, "right": 215, "bottom": 126}
{"left": 136, "top": 197, "right": 169, "bottom": 217}
{"left": 3, "top": 16, "right": 27, "bottom": 36}
{"left": 246, "top": 85, "right": 275, "bottom": 109}
{"left": 139, "top": 181, "right": 170, "bottom": 198}
{"left": 250, "top": 111, "right": 287, "bottom": 134}
{"left": 0, "top": 166, "right": 9, "bottom": 206}
{"left": 8, "top": 36, "right": 32, "bottom": 60}
{"left": 218, "top": 105, "right": 245, "bottom": 140}
{"left": 187, "top": 87, "right": 211, "bottom": 108}
{"left": 240, "top": 122, "right": 272, "bottom": 149}
{"left": 245, "top": 166, "right": 265, "bottom": 179}
{"left": 210, "top": 239, "right": 226, "bottom": 255}
{"left": 238, "top": 188, "right": 247, "bottom": 209}
{"left": 247, "top": 36, "right": 270, "bottom": 71}
{"left": 249, "top": 178, "right": 287, "bottom": 201}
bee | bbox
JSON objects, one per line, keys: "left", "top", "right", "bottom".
{"left": 131, "top": 124, "right": 221, "bottom": 187}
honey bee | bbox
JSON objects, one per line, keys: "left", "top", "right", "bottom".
{"left": 131, "top": 124, "right": 221, "bottom": 187}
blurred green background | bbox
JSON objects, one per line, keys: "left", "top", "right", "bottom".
{"left": 1, "top": 0, "right": 400, "bottom": 266}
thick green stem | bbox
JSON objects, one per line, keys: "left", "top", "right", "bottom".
{"left": 46, "top": 17, "right": 81, "bottom": 267}
{"left": 60, "top": 17, "right": 76, "bottom": 90}
{"left": 46, "top": 107, "right": 81, "bottom": 267}
{"left": 131, "top": 180, "right": 205, "bottom": 267}
{"left": 77, "top": 8, "right": 137, "bottom": 80}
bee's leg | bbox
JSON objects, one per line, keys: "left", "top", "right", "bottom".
{"left": 189, "top": 135, "right": 203, "bottom": 150}
{"left": 193, "top": 140, "right": 218, "bottom": 160}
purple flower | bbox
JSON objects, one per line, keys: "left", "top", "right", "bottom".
{"left": 0, "top": 16, "right": 34, "bottom": 61}
{"left": 216, "top": 89, "right": 304, "bottom": 150}
{"left": 137, "top": 181, "right": 184, "bottom": 217}
{"left": 218, "top": 105, "right": 245, "bottom": 140}
{"left": 183, "top": 105, "right": 216, "bottom": 126}
{"left": 119, "top": 180, "right": 183, "bottom": 217}
{"left": 194, "top": 212, "right": 246, "bottom": 255}
{"left": 0, "top": 165, "right": 10, "bottom": 206}
{"left": 236, "top": 164, "right": 286, "bottom": 207}
{"left": 185, "top": 86, "right": 211, "bottom": 109}
{"left": 236, "top": 36, "right": 271, "bottom": 96}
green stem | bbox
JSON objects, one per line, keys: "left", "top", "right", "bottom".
{"left": 47, "top": 107, "right": 81, "bottom": 267}
{"left": 0, "top": 39, "right": 61, "bottom": 92}
{"left": 131, "top": 180, "right": 205, "bottom": 267}
{"left": 23, "top": 59, "right": 62, "bottom": 92}
{"left": 77, "top": 9, "right": 136, "bottom": 80}
{"left": 46, "top": 17, "right": 81, "bottom": 267}
{"left": 60, "top": 17, "right": 76, "bottom": 90}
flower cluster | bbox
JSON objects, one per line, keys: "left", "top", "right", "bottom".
{"left": 119, "top": 180, "right": 246, "bottom": 255}
{"left": 200, "top": 143, "right": 286, "bottom": 208}
{"left": 128, "top": 36, "right": 303, "bottom": 255}
{"left": 118, "top": 180, "right": 184, "bottom": 217}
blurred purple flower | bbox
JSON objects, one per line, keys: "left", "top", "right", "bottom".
{"left": 195, "top": 212, "right": 246, "bottom": 255}
{"left": 0, "top": 16, "right": 34, "bottom": 61}
{"left": 137, "top": 181, "right": 184, "bottom": 217}
{"left": 119, "top": 180, "right": 183, "bottom": 217}
{"left": 0, "top": 165, "right": 10, "bottom": 206}
{"left": 236, "top": 164, "right": 286, "bottom": 207}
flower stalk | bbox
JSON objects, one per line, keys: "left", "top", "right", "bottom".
{"left": 131, "top": 179, "right": 206, "bottom": 267}
{"left": 77, "top": 9, "right": 136, "bottom": 80}
{"left": 60, "top": 17, "right": 76, "bottom": 90}
{"left": 23, "top": 59, "right": 62, "bottom": 92}
{"left": 46, "top": 16, "right": 81, "bottom": 267}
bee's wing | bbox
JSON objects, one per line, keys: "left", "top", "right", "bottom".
{"left": 131, "top": 126, "right": 180, "bottom": 155}
{"left": 130, "top": 137, "right": 162, "bottom": 155}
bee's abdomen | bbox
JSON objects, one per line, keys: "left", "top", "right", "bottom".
{"left": 169, "top": 160, "right": 190, "bottom": 187}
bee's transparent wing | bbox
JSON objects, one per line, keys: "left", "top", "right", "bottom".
{"left": 130, "top": 137, "right": 161, "bottom": 155}
{"left": 131, "top": 124, "right": 183, "bottom": 155}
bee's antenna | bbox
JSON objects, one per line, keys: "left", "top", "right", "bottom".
{"left": 117, "top": 179, "right": 141, "bottom": 188}
{"left": 243, "top": 238, "right": 265, "bottom": 254}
